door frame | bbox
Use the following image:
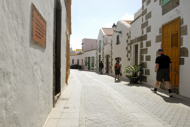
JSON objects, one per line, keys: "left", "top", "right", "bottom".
{"left": 161, "top": 17, "right": 180, "bottom": 92}
{"left": 99, "top": 55, "right": 101, "bottom": 72}
{"left": 53, "top": 0, "right": 62, "bottom": 107}
{"left": 106, "top": 55, "right": 109, "bottom": 73}
{"left": 88, "top": 57, "right": 90, "bottom": 70}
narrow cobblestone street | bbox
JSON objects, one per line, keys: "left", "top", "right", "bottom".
{"left": 44, "top": 70, "right": 190, "bottom": 127}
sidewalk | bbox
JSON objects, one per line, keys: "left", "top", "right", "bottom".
{"left": 43, "top": 70, "right": 190, "bottom": 127}
{"left": 43, "top": 73, "right": 81, "bottom": 127}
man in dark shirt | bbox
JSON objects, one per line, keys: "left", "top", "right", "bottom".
{"left": 152, "top": 49, "right": 173, "bottom": 97}
{"left": 99, "top": 61, "right": 104, "bottom": 74}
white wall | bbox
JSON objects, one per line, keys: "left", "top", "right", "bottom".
{"left": 96, "top": 29, "right": 104, "bottom": 72}
{"left": 174, "top": 1, "right": 190, "bottom": 97}
{"left": 0, "top": 0, "right": 68, "bottom": 126}
{"left": 103, "top": 43, "right": 111, "bottom": 73}
{"left": 70, "top": 50, "right": 97, "bottom": 71}
{"left": 130, "top": 15, "right": 142, "bottom": 66}
{"left": 82, "top": 38, "right": 97, "bottom": 52}
{"left": 134, "top": 7, "right": 142, "bottom": 19}
{"left": 112, "top": 20, "right": 131, "bottom": 77}
{"left": 70, "top": 54, "right": 84, "bottom": 65}
{"left": 141, "top": 0, "right": 190, "bottom": 98}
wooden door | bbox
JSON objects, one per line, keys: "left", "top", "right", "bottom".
{"left": 99, "top": 55, "right": 101, "bottom": 72}
{"left": 106, "top": 55, "right": 109, "bottom": 73}
{"left": 162, "top": 17, "right": 180, "bottom": 87}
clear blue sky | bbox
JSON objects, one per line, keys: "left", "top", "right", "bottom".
{"left": 71, "top": 0, "right": 142, "bottom": 50}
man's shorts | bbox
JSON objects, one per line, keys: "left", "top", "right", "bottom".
{"left": 157, "top": 69, "right": 170, "bottom": 82}
{"left": 115, "top": 70, "right": 120, "bottom": 75}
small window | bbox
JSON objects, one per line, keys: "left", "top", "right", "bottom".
{"left": 161, "top": 0, "right": 171, "bottom": 6}
{"left": 116, "top": 35, "right": 119, "bottom": 45}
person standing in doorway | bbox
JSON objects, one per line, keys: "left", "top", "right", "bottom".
{"left": 114, "top": 60, "right": 121, "bottom": 81}
{"left": 99, "top": 61, "right": 104, "bottom": 74}
{"left": 151, "top": 49, "right": 173, "bottom": 97}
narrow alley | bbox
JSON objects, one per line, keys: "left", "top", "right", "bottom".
{"left": 44, "top": 70, "right": 190, "bottom": 127}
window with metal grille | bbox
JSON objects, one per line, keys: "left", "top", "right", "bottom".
{"left": 171, "top": 33, "right": 178, "bottom": 47}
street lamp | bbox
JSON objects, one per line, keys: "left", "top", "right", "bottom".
{"left": 112, "top": 23, "right": 122, "bottom": 34}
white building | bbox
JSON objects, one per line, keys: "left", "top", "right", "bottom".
{"left": 70, "top": 38, "right": 97, "bottom": 71}
{"left": 0, "top": 0, "right": 71, "bottom": 126}
{"left": 129, "top": 0, "right": 190, "bottom": 98}
{"left": 111, "top": 20, "right": 133, "bottom": 77}
{"left": 96, "top": 28, "right": 113, "bottom": 73}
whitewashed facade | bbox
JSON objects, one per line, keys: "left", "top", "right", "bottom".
{"left": 111, "top": 20, "right": 132, "bottom": 78}
{"left": 0, "top": 0, "right": 71, "bottom": 126}
{"left": 70, "top": 38, "right": 97, "bottom": 71}
{"left": 96, "top": 28, "right": 113, "bottom": 73}
{"left": 128, "top": 0, "right": 190, "bottom": 98}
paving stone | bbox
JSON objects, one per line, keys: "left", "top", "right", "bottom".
{"left": 45, "top": 70, "right": 190, "bottom": 127}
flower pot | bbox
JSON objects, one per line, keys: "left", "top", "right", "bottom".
{"left": 129, "top": 77, "right": 139, "bottom": 84}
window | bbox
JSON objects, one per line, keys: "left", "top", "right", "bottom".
{"left": 161, "top": 0, "right": 171, "bottom": 6}
{"left": 72, "top": 59, "right": 74, "bottom": 64}
{"left": 77, "top": 59, "right": 79, "bottom": 65}
{"left": 99, "top": 40, "right": 101, "bottom": 53}
{"left": 116, "top": 35, "right": 120, "bottom": 45}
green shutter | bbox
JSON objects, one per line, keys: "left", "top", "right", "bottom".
{"left": 161, "top": 0, "right": 170, "bottom": 6}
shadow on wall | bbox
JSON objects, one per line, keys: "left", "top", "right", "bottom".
{"left": 29, "top": 3, "right": 45, "bottom": 53}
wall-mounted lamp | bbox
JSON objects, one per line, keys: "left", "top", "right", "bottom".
{"left": 112, "top": 23, "right": 122, "bottom": 34}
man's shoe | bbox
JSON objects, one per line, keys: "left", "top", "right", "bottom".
{"left": 168, "top": 93, "right": 173, "bottom": 97}
{"left": 151, "top": 88, "right": 157, "bottom": 93}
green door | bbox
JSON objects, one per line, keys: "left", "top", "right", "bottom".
{"left": 88, "top": 57, "right": 90, "bottom": 70}
{"left": 99, "top": 55, "right": 101, "bottom": 72}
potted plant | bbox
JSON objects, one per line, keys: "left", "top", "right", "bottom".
{"left": 123, "top": 63, "right": 143, "bottom": 84}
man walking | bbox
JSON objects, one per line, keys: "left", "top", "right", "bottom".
{"left": 152, "top": 49, "right": 173, "bottom": 97}
{"left": 99, "top": 61, "right": 104, "bottom": 74}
